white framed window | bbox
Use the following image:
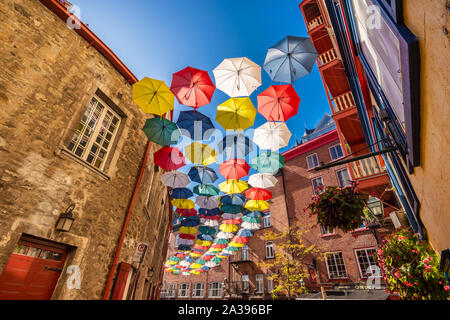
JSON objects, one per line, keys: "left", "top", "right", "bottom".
{"left": 241, "top": 245, "right": 249, "bottom": 261}
{"left": 178, "top": 283, "right": 189, "bottom": 298}
{"left": 267, "top": 274, "right": 274, "bottom": 295}
{"left": 325, "top": 252, "right": 348, "bottom": 279}
{"left": 336, "top": 168, "right": 352, "bottom": 187}
{"left": 242, "top": 275, "right": 250, "bottom": 293}
{"left": 67, "top": 96, "right": 122, "bottom": 171}
{"left": 265, "top": 241, "right": 274, "bottom": 259}
{"left": 329, "top": 144, "right": 344, "bottom": 161}
{"left": 306, "top": 153, "right": 320, "bottom": 169}
{"left": 166, "top": 284, "right": 176, "bottom": 298}
{"left": 159, "top": 289, "right": 167, "bottom": 299}
{"left": 255, "top": 274, "right": 264, "bottom": 294}
{"left": 321, "top": 225, "right": 334, "bottom": 235}
{"left": 263, "top": 213, "right": 272, "bottom": 228}
{"left": 355, "top": 248, "right": 378, "bottom": 278}
{"left": 192, "top": 283, "right": 205, "bottom": 298}
{"left": 311, "top": 177, "right": 324, "bottom": 194}
{"left": 208, "top": 282, "right": 223, "bottom": 298}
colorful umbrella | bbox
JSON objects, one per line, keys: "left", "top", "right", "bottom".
{"left": 199, "top": 208, "right": 221, "bottom": 216}
{"left": 198, "top": 226, "right": 217, "bottom": 235}
{"left": 175, "top": 208, "right": 198, "bottom": 217}
{"left": 241, "top": 221, "right": 261, "bottom": 230}
{"left": 257, "top": 84, "right": 300, "bottom": 122}
{"left": 219, "top": 180, "right": 249, "bottom": 194}
{"left": 171, "top": 199, "right": 195, "bottom": 209}
{"left": 263, "top": 36, "right": 318, "bottom": 83}
{"left": 142, "top": 117, "right": 180, "bottom": 146}
{"left": 181, "top": 217, "right": 200, "bottom": 227}
{"left": 220, "top": 194, "right": 246, "bottom": 206}
{"left": 193, "top": 184, "right": 220, "bottom": 196}
{"left": 248, "top": 173, "right": 278, "bottom": 189}
{"left": 243, "top": 210, "right": 263, "bottom": 218}
{"left": 178, "top": 244, "right": 192, "bottom": 251}
{"left": 218, "top": 134, "right": 254, "bottom": 159}
{"left": 245, "top": 188, "right": 273, "bottom": 201}
{"left": 177, "top": 110, "right": 215, "bottom": 141}
{"left": 245, "top": 200, "right": 270, "bottom": 211}
{"left": 223, "top": 246, "right": 240, "bottom": 252}
{"left": 170, "top": 66, "right": 215, "bottom": 109}
{"left": 197, "top": 234, "right": 214, "bottom": 241}
{"left": 213, "top": 57, "right": 262, "bottom": 97}
{"left": 221, "top": 219, "right": 242, "bottom": 225}
{"left": 237, "top": 229, "right": 254, "bottom": 237}
{"left": 132, "top": 77, "right": 174, "bottom": 116}
{"left": 220, "top": 204, "right": 244, "bottom": 214}
{"left": 154, "top": 146, "right": 185, "bottom": 171}
{"left": 253, "top": 122, "right": 292, "bottom": 151}
{"left": 202, "top": 219, "right": 220, "bottom": 227}
{"left": 161, "top": 171, "right": 190, "bottom": 188}
{"left": 170, "top": 188, "right": 194, "bottom": 199}
{"left": 216, "top": 98, "right": 257, "bottom": 131}
{"left": 179, "top": 233, "right": 196, "bottom": 240}
{"left": 179, "top": 226, "right": 198, "bottom": 234}
{"left": 231, "top": 236, "right": 249, "bottom": 243}
{"left": 249, "top": 151, "right": 285, "bottom": 174}
{"left": 219, "top": 224, "right": 239, "bottom": 233}
{"left": 185, "top": 142, "right": 217, "bottom": 166}
{"left": 222, "top": 213, "right": 243, "bottom": 220}
{"left": 188, "top": 166, "right": 218, "bottom": 184}
{"left": 195, "top": 196, "right": 219, "bottom": 209}
{"left": 214, "top": 238, "right": 229, "bottom": 245}
{"left": 228, "top": 242, "right": 245, "bottom": 248}
{"left": 219, "top": 159, "right": 250, "bottom": 180}
{"left": 242, "top": 216, "right": 261, "bottom": 223}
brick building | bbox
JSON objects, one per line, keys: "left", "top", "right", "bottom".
{"left": 0, "top": 0, "right": 171, "bottom": 300}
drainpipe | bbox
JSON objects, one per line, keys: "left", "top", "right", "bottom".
{"left": 102, "top": 141, "right": 152, "bottom": 300}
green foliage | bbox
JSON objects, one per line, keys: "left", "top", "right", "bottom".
{"left": 375, "top": 228, "right": 449, "bottom": 300}
{"left": 307, "top": 182, "right": 368, "bottom": 233}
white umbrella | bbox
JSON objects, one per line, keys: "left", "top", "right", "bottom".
{"left": 248, "top": 173, "right": 278, "bottom": 189}
{"left": 160, "top": 171, "right": 190, "bottom": 188}
{"left": 205, "top": 261, "right": 219, "bottom": 268}
{"left": 213, "top": 57, "right": 262, "bottom": 97}
{"left": 202, "top": 219, "right": 219, "bottom": 227}
{"left": 216, "top": 231, "right": 235, "bottom": 239}
{"left": 195, "top": 196, "right": 219, "bottom": 209}
{"left": 178, "top": 238, "right": 194, "bottom": 246}
{"left": 253, "top": 122, "right": 292, "bottom": 151}
{"left": 222, "top": 213, "right": 243, "bottom": 220}
{"left": 241, "top": 221, "right": 261, "bottom": 230}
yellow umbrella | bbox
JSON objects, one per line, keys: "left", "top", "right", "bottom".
{"left": 219, "top": 224, "right": 239, "bottom": 233}
{"left": 132, "top": 77, "right": 174, "bottom": 116}
{"left": 179, "top": 226, "right": 198, "bottom": 234}
{"left": 171, "top": 199, "right": 195, "bottom": 209}
{"left": 216, "top": 97, "right": 257, "bottom": 131}
{"left": 228, "top": 242, "right": 245, "bottom": 248}
{"left": 195, "top": 240, "right": 212, "bottom": 247}
{"left": 190, "top": 263, "right": 203, "bottom": 269}
{"left": 245, "top": 200, "right": 270, "bottom": 211}
{"left": 219, "top": 179, "right": 249, "bottom": 194}
{"left": 184, "top": 142, "right": 217, "bottom": 166}
{"left": 190, "top": 270, "right": 201, "bottom": 275}
{"left": 189, "top": 252, "right": 202, "bottom": 258}
{"left": 209, "top": 247, "right": 223, "bottom": 252}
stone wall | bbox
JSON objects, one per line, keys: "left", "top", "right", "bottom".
{"left": 0, "top": 0, "right": 170, "bottom": 300}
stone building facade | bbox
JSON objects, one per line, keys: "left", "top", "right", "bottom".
{"left": 0, "top": 0, "right": 171, "bottom": 300}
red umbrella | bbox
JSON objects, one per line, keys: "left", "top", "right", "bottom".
{"left": 219, "top": 159, "right": 250, "bottom": 180}
{"left": 231, "top": 236, "right": 249, "bottom": 243}
{"left": 154, "top": 146, "right": 185, "bottom": 171}
{"left": 200, "top": 214, "right": 221, "bottom": 220}
{"left": 179, "top": 233, "right": 196, "bottom": 240}
{"left": 245, "top": 187, "right": 272, "bottom": 201}
{"left": 170, "top": 67, "right": 215, "bottom": 109}
{"left": 257, "top": 84, "right": 300, "bottom": 122}
{"left": 221, "top": 219, "right": 242, "bottom": 225}
{"left": 176, "top": 208, "right": 198, "bottom": 217}
{"left": 211, "top": 243, "right": 227, "bottom": 249}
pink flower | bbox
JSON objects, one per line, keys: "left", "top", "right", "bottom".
{"left": 444, "top": 286, "right": 450, "bottom": 291}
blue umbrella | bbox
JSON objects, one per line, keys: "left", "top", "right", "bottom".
{"left": 188, "top": 166, "right": 218, "bottom": 184}
{"left": 237, "top": 229, "right": 254, "bottom": 237}
{"left": 184, "top": 256, "right": 196, "bottom": 263}
{"left": 220, "top": 204, "right": 244, "bottom": 214}
{"left": 176, "top": 110, "right": 215, "bottom": 141}
{"left": 178, "top": 245, "right": 192, "bottom": 251}
{"left": 197, "top": 234, "right": 214, "bottom": 241}
{"left": 220, "top": 194, "right": 246, "bottom": 206}
{"left": 244, "top": 210, "right": 263, "bottom": 218}
{"left": 263, "top": 36, "right": 318, "bottom": 84}
{"left": 218, "top": 134, "right": 254, "bottom": 159}
{"left": 170, "top": 188, "right": 194, "bottom": 199}
{"left": 181, "top": 216, "right": 200, "bottom": 227}
{"left": 200, "top": 266, "right": 210, "bottom": 271}
{"left": 199, "top": 208, "right": 221, "bottom": 216}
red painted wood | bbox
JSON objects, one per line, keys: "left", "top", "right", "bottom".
{"left": 111, "top": 262, "right": 131, "bottom": 300}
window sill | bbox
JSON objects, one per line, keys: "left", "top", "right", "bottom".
{"left": 351, "top": 227, "right": 370, "bottom": 233}
{"left": 321, "top": 233, "right": 338, "bottom": 238}
{"left": 327, "top": 277, "right": 350, "bottom": 282}
{"left": 265, "top": 257, "right": 275, "bottom": 260}
{"left": 60, "top": 148, "right": 111, "bottom": 181}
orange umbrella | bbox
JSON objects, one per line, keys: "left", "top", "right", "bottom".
{"left": 244, "top": 188, "right": 272, "bottom": 201}
{"left": 219, "top": 159, "right": 250, "bottom": 180}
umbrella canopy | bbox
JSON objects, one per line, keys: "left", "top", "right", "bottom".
{"left": 245, "top": 200, "right": 270, "bottom": 211}
{"left": 219, "top": 224, "right": 239, "bottom": 233}
{"left": 154, "top": 146, "right": 185, "bottom": 171}
{"left": 216, "top": 98, "right": 257, "bottom": 131}
{"left": 181, "top": 217, "right": 200, "bottom": 227}
{"left": 228, "top": 242, "right": 245, "bottom": 248}
{"left": 179, "top": 233, "right": 196, "bottom": 240}
{"left": 178, "top": 245, "right": 193, "bottom": 251}
{"left": 171, "top": 199, "right": 195, "bottom": 209}
{"left": 195, "top": 196, "right": 219, "bottom": 209}
{"left": 202, "top": 219, "right": 220, "bottom": 227}
{"left": 211, "top": 243, "right": 227, "bottom": 249}
{"left": 142, "top": 117, "right": 180, "bottom": 146}
{"left": 213, "top": 57, "right": 262, "bottom": 97}
{"left": 197, "top": 234, "right": 214, "bottom": 241}
{"left": 222, "top": 213, "right": 243, "bottom": 220}
{"left": 185, "top": 142, "right": 217, "bottom": 166}
{"left": 245, "top": 188, "right": 273, "bottom": 201}
{"left": 132, "top": 77, "right": 174, "bottom": 116}
{"left": 231, "top": 236, "right": 249, "bottom": 244}
{"left": 249, "top": 151, "right": 285, "bottom": 174}
{"left": 243, "top": 210, "right": 263, "bottom": 218}
{"left": 219, "top": 159, "right": 250, "bottom": 180}
{"left": 220, "top": 204, "right": 244, "bottom": 214}
{"left": 213, "top": 238, "right": 229, "bottom": 245}
{"left": 220, "top": 194, "right": 246, "bottom": 206}
{"left": 221, "top": 219, "right": 242, "bottom": 225}
{"left": 263, "top": 36, "right": 318, "bottom": 83}
{"left": 218, "top": 134, "right": 254, "bottom": 159}
{"left": 169, "top": 188, "right": 194, "bottom": 199}
{"left": 193, "top": 184, "right": 220, "bottom": 196}
{"left": 219, "top": 180, "right": 249, "bottom": 194}
{"left": 224, "top": 246, "right": 240, "bottom": 252}
{"left": 257, "top": 84, "right": 300, "bottom": 122}
{"left": 242, "top": 216, "right": 262, "bottom": 223}
{"left": 198, "top": 208, "right": 221, "bottom": 216}
{"left": 170, "top": 66, "right": 215, "bottom": 109}
{"left": 237, "top": 229, "right": 254, "bottom": 237}
{"left": 253, "top": 122, "right": 292, "bottom": 151}
{"left": 198, "top": 226, "right": 217, "bottom": 235}
{"left": 241, "top": 222, "right": 261, "bottom": 230}
{"left": 248, "top": 173, "right": 278, "bottom": 189}
{"left": 175, "top": 208, "right": 198, "bottom": 217}
{"left": 161, "top": 171, "right": 190, "bottom": 188}
{"left": 216, "top": 231, "right": 235, "bottom": 239}
{"left": 176, "top": 110, "right": 215, "bottom": 141}
{"left": 188, "top": 166, "right": 218, "bottom": 184}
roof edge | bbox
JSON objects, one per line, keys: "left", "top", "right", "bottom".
{"left": 282, "top": 129, "right": 339, "bottom": 161}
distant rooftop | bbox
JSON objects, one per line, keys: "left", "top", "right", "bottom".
{"left": 301, "top": 113, "right": 335, "bottom": 144}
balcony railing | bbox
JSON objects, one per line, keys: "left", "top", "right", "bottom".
{"left": 317, "top": 48, "right": 338, "bottom": 68}
{"left": 227, "top": 281, "right": 254, "bottom": 296}
{"left": 308, "top": 15, "right": 324, "bottom": 31}
{"left": 331, "top": 91, "right": 356, "bottom": 114}
{"left": 350, "top": 156, "right": 386, "bottom": 179}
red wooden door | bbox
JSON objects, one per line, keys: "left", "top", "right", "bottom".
{"left": 0, "top": 238, "right": 67, "bottom": 300}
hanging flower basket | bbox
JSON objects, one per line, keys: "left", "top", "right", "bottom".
{"left": 307, "top": 182, "right": 368, "bottom": 233}
{"left": 375, "top": 228, "right": 449, "bottom": 300}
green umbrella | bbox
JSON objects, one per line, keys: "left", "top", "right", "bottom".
{"left": 220, "top": 204, "right": 244, "bottom": 214}
{"left": 213, "top": 238, "right": 229, "bottom": 245}
{"left": 249, "top": 151, "right": 285, "bottom": 174}
{"left": 193, "top": 184, "right": 220, "bottom": 196}
{"left": 224, "top": 246, "right": 240, "bottom": 252}
{"left": 242, "top": 216, "right": 261, "bottom": 223}
{"left": 142, "top": 117, "right": 180, "bottom": 146}
{"left": 195, "top": 259, "right": 207, "bottom": 265}
{"left": 211, "top": 257, "right": 223, "bottom": 264}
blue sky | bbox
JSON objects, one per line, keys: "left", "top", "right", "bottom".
{"left": 70, "top": 0, "right": 331, "bottom": 186}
